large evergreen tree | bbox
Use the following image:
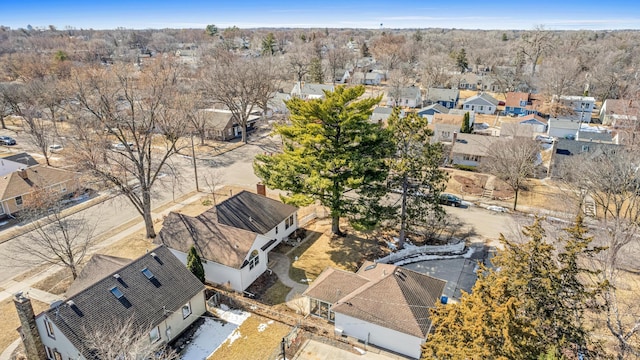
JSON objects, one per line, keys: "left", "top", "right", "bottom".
{"left": 386, "top": 109, "right": 448, "bottom": 248}
{"left": 460, "top": 111, "right": 472, "bottom": 133}
{"left": 187, "top": 246, "right": 205, "bottom": 283}
{"left": 254, "top": 86, "right": 393, "bottom": 235}
{"left": 422, "top": 216, "right": 605, "bottom": 359}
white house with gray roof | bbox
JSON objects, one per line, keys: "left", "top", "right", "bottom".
{"left": 462, "top": 93, "right": 499, "bottom": 114}
{"left": 387, "top": 86, "right": 422, "bottom": 108}
{"left": 291, "top": 82, "right": 334, "bottom": 100}
{"left": 156, "top": 190, "right": 298, "bottom": 292}
{"left": 16, "top": 245, "right": 206, "bottom": 360}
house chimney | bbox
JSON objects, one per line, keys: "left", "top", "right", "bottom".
{"left": 17, "top": 169, "right": 28, "bottom": 180}
{"left": 256, "top": 183, "right": 266, "bottom": 196}
{"left": 13, "top": 292, "right": 47, "bottom": 360}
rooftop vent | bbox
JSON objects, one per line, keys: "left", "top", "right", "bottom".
{"left": 364, "top": 263, "right": 377, "bottom": 271}
{"left": 113, "top": 274, "right": 121, "bottom": 280}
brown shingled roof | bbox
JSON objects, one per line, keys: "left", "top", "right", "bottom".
{"left": 0, "top": 166, "right": 77, "bottom": 200}
{"left": 306, "top": 261, "right": 446, "bottom": 338}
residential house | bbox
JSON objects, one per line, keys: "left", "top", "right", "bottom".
{"left": 350, "top": 72, "right": 365, "bottom": 85}
{"left": 291, "top": 82, "right": 334, "bottom": 100}
{"left": 449, "top": 133, "right": 506, "bottom": 167}
{"left": 424, "top": 88, "right": 459, "bottom": 109}
{"left": 363, "top": 72, "right": 383, "bottom": 85}
{"left": 479, "top": 75, "right": 502, "bottom": 93}
{"left": 504, "top": 92, "right": 539, "bottom": 116}
{"left": 333, "top": 69, "right": 351, "bottom": 84}
{"left": 0, "top": 165, "right": 79, "bottom": 218}
{"left": 576, "top": 129, "right": 614, "bottom": 143}
{"left": 14, "top": 245, "right": 206, "bottom": 360}
{"left": 458, "top": 72, "right": 479, "bottom": 90}
{"left": 432, "top": 123, "right": 461, "bottom": 143}
{"left": 304, "top": 261, "right": 446, "bottom": 359}
{"left": 448, "top": 109, "right": 476, "bottom": 128}
{"left": 416, "top": 103, "right": 448, "bottom": 120}
{"left": 550, "top": 139, "right": 621, "bottom": 178}
{"left": 500, "top": 114, "right": 547, "bottom": 137}
{"left": 266, "top": 92, "right": 291, "bottom": 117}
{"left": 500, "top": 123, "right": 535, "bottom": 139}
{"left": 387, "top": 86, "right": 422, "bottom": 108}
{"left": 156, "top": 190, "right": 298, "bottom": 292}
{"left": 462, "top": 93, "right": 499, "bottom": 115}
{"left": 197, "top": 109, "right": 260, "bottom": 141}
{"left": 0, "top": 152, "right": 39, "bottom": 177}
{"left": 556, "top": 95, "right": 596, "bottom": 123}
{"left": 547, "top": 118, "right": 582, "bottom": 139}
{"left": 370, "top": 107, "right": 400, "bottom": 125}
{"left": 431, "top": 112, "right": 471, "bottom": 129}
{"left": 599, "top": 99, "right": 640, "bottom": 126}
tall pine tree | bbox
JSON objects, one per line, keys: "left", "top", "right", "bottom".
{"left": 254, "top": 86, "right": 393, "bottom": 235}
{"left": 386, "top": 109, "right": 448, "bottom": 248}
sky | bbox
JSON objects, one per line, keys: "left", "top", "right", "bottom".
{"left": 2, "top": 0, "right": 640, "bottom": 30}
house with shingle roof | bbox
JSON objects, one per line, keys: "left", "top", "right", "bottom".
{"left": 21, "top": 245, "right": 206, "bottom": 360}
{"left": 304, "top": 261, "right": 446, "bottom": 359}
{"left": 196, "top": 109, "right": 260, "bottom": 141}
{"left": 449, "top": 133, "right": 507, "bottom": 167}
{"left": 156, "top": 190, "right": 298, "bottom": 292}
{"left": 291, "top": 82, "right": 334, "bottom": 100}
{"left": 387, "top": 86, "right": 422, "bottom": 108}
{"left": 599, "top": 98, "right": 640, "bottom": 126}
{"left": 424, "top": 88, "right": 459, "bottom": 109}
{"left": 0, "top": 164, "right": 79, "bottom": 218}
{"left": 462, "top": 93, "right": 499, "bottom": 115}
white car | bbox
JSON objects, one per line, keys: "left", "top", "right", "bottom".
{"left": 48, "top": 144, "right": 64, "bottom": 153}
{"left": 112, "top": 142, "right": 135, "bottom": 151}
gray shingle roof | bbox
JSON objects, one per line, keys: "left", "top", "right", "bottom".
{"left": 45, "top": 245, "right": 204, "bottom": 359}
{"left": 425, "top": 88, "right": 459, "bottom": 103}
{"left": 417, "top": 103, "right": 448, "bottom": 115}
{"left": 303, "top": 268, "right": 370, "bottom": 304}
{"left": 2, "top": 152, "right": 39, "bottom": 167}
{"left": 216, "top": 190, "right": 298, "bottom": 234}
{"left": 464, "top": 93, "right": 499, "bottom": 106}
{"left": 306, "top": 262, "right": 445, "bottom": 338}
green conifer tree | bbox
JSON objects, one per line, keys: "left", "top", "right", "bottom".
{"left": 187, "top": 246, "right": 205, "bottom": 283}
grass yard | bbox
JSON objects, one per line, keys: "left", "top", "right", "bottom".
{"left": 288, "top": 218, "right": 385, "bottom": 284}
{"left": 31, "top": 269, "right": 74, "bottom": 295}
{"left": 207, "top": 314, "right": 291, "bottom": 360}
{"left": 0, "top": 298, "right": 49, "bottom": 353}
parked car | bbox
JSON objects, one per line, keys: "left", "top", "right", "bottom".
{"left": 439, "top": 193, "right": 462, "bottom": 207}
{"left": 0, "top": 136, "right": 17, "bottom": 145}
{"left": 48, "top": 144, "right": 64, "bottom": 153}
{"left": 535, "top": 135, "right": 554, "bottom": 144}
{"left": 112, "top": 142, "right": 135, "bottom": 151}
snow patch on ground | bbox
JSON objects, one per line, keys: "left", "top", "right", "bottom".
{"left": 392, "top": 247, "right": 475, "bottom": 266}
{"left": 258, "top": 320, "right": 274, "bottom": 332}
{"left": 180, "top": 307, "right": 251, "bottom": 360}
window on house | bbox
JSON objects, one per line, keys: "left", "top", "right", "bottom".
{"left": 110, "top": 286, "right": 124, "bottom": 299}
{"left": 581, "top": 145, "right": 590, "bottom": 152}
{"left": 182, "top": 302, "right": 192, "bottom": 319}
{"left": 53, "top": 351, "right": 62, "bottom": 360}
{"left": 285, "top": 214, "right": 294, "bottom": 229}
{"left": 275, "top": 225, "right": 278, "bottom": 234}
{"left": 442, "top": 131, "right": 451, "bottom": 138}
{"left": 405, "top": 99, "right": 408, "bottom": 105}
{"left": 149, "top": 326, "right": 160, "bottom": 343}
{"left": 248, "top": 250, "right": 259, "bottom": 270}
{"left": 479, "top": 106, "right": 484, "bottom": 111}
{"left": 44, "top": 318, "right": 55, "bottom": 338}
{"left": 462, "top": 154, "right": 481, "bottom": 162}
{"left": 44, "top": 346, "right": 54, "bottom": 360}
{"left": 15, "top": 196, "right": 23, "bottom": 206}
{"left": 141, "top": 268, "right": 155, "bottom": 280}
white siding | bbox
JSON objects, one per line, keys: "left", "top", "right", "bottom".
{"left": 36, "top": 314, "right": 86, "bottom": 360}
{"left": 157, "top": 290, "right": 206, "bottom": 343}
{"left": 168, "top": 248, "right": 244, "bottom": 291}
{"left": 0, "top": 160, "right": 29, "bottom": 177}
{"left": 335, "top": 313, "right": 423, "bottom": 359}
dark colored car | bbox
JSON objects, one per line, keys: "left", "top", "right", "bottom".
{"left": 439, "top": 193, "right": 462, "bottom": 207}
{"left": 0, "top": 136, "right": 16, "bottom": 145}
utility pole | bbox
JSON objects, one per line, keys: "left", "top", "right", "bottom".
{"left": 191, "top": 133, "right": 199, "bottom": 192}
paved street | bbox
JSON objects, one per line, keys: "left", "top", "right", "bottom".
{"left": 0, "top": 134, "right": 280, "bottom": 284}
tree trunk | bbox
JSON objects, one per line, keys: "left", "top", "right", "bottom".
{"left": 0, "top": 115, "right": 6, "bottom": 129}
{"left": 142, "top": 190, "right": 156, "bottom": 238}
{"left": 398, "top": 177, "right": 408, "bottom": 249}
{"left": 70, "top": 264, "right": 78, "bottom": 280}
{"left": 242, "top": 124, "right": 248, "bottom": 144}
{"left": 513, "top": 188, "right": 519, "bottom": 211}
{"left": 331, "top": 215, "right": 342, "bottom": 236}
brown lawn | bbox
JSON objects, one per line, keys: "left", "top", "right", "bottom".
{"left": 207, "top": 314, "right": 291, "bottom": 360}
{"left": 0, "top": 298, "right": 49, "bottom": 353}
{"left": 288, "top": 218, "right": 386, "bottom": 283}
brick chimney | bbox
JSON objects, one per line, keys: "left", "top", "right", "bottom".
{"left": 13, "top": 292, "right": 46, "bottom": 360}
{"left": 17, "top": 168, "right": 28, "bottom": 180}
{"left": 256, "top": 183, "right": 266, "bottom": 196}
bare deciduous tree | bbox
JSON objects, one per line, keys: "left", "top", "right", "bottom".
{"left": 83, "top": 316, "right": 179, "bottom": 360}
{"left": 520, "top": 25, "right": 554, "bottom": 77}
{"left": 71, "top": 58, "right": 190, "bottom": 238}
{"left": 481, "top": 137, "right": 541, "bottom": 211}
{"left": 201, "top": 54, "right": 277, "bottom": 143}
{"left": 9, "top": 189, "right": 96, "bottom": 279}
